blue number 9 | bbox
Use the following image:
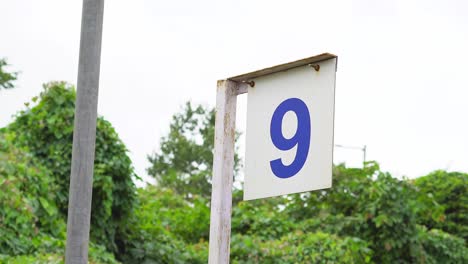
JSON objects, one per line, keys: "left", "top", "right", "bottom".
{"left": 270, "top": 98, "right": 311, "bottom": 178}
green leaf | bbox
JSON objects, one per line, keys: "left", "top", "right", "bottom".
{"left": 39, "top": 197, "right": 57, "bottom": 216}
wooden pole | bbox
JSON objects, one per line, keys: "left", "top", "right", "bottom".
{"left": 65, "top": 1, "right": 104, "bottom": 263}
{"left": 208, "top": 80, "right": 239, "bottom": 264}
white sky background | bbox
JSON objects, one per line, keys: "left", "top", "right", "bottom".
{"left": 1, "top": 0, "right": 467, "bottom": 185}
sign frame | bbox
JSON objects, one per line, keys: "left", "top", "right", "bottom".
{"left": 208, "top": 53, "right": 338, "bottom": 263}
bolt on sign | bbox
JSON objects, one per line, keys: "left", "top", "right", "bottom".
{"left": 238, "top": 54, "right": 337, "bottom": 200}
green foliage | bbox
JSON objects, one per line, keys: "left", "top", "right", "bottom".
{"left": 414, "top": 170, "right": 468, "bottom": 242}
{"left": 136, "top": 186, "right": 210, "bottom": 244}
{"left": 232, "top": 196, "right": 295, "bottom": 240}
{"left": 0, "top": 133, "right": 118, "bottom": 263}
{"left": 0, "top": 253, "right": 63, "bottom": 264}
{"left": 147, "top": 102, "right": 241, "bottom": 200}
{"left": 2, "top": 82, "right": 137, "bottom": 253}
{"left": 416, "top": 226, "right": 468, "bottom": 263}
{"left": 117, "top": 185, "right": 209, "bottom": 263}
{"left": 0, "top": 236, "right": 120, "bottom": 264}
{"left": 351, "top": 172, "right": 420, "bottom": 262}
{"left": 119, "top": 185, "right": 375, "bottom": 263}
{"left": 0, "top": 58, "right": 17, "bottom": 90}
{"left": 283, "top": 162, "right": 453, "bottom": 263}
{"left": 230, "top": 232, "right": 372, "bottom": 264}
{"left": 0, "top": 133, "right": 62, "bottom": 255}
{"left": 283, "top": 162, "right": 380, "bottom": 222}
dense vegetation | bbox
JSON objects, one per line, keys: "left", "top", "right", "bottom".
{"left": 0, "top": 78, "right": 467, "bottom": 263}
{"left": 147, "top": 102, "right": 241, "bottom": 201}
{"left": 2, "top": 82, "right": 138, "bottom": 255}
{"left": 1, "top": 82, "right": 135, "bottom": 262}
{"left": 0, "top": 131, "right": 118, "bottom": 263}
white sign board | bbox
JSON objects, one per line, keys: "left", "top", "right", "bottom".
{"left": 243, "top": 57, "right": 337, "bottom": 200}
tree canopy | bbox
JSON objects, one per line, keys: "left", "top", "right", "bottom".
{"left": 414, "top": 170, "right": 468, "bottom": 241}
{"left": 1, "top": 82, "right": 138, "bottom": 255}
{"left": 0, "top": 58, "right": 17, "bottom": 90}
{"left": 147, "top": 102, "right": 241, "bottom": 200}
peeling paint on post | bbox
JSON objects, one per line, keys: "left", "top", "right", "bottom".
{"left": 208, "top": 80, "right": 238, "bottom": 264}
{"left": 65, "top": 0, "right": 104, "bottom": 263}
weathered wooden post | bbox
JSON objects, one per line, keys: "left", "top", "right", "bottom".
{"left": 208, "top": 80, "right": 242, "bottom": 264}
{"left": 65, "top": 0, "right": 104, "bottom": 263}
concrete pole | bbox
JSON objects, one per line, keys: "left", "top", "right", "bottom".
{"left": 65, "top": 1, "right": 104, "bottom": 263}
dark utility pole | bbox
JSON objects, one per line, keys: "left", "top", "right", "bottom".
{"left": 65, "top": 1, "right": 104, "bottom": 263}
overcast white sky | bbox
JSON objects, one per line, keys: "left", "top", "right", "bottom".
{"left": 1, "top": 0, "right": 467, "bottom": 184}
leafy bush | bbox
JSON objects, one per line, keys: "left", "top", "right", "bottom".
{"left": 414, "top": 170, "right": 468, "bottom": 242}
{"left": 0, "top": 132, "right": 62, "bottom": 255}
{"left": 351, "top": 172, "right": 420, "bottom": 262}
{"left": 0, "top": 237, "right": 119, "bottom": 264}
{"left": 0, "top": 253, "right": 64, "bottom": 264}
{"left": 416, "top": 226, "right": 468, "bottom": 263}
{"left": 120, "top": 183, "right": 375, "bottom": 263}
{"left": 284, "top": 162, "right": 446, "bottom": 263}
{"left": 232, "top": 196, "right": 295, "bottom": 240}
{"left": 230, "top": 231, "right": 372, "bottom": 263}
{"left": 0, "top": 133, "right": 118, "bottom": 263}
{"left": 282, "top": 162, "right": 379, "bottom": 222}
{"left": 117, "top": 185, "right": 209, "bottom": 263}
{"left": 2, "top": 82, "right": 137, "bottom": 252}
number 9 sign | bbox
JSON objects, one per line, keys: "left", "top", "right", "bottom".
{"left": 270, "top": 98, "right": 310, "bottom": 178}
{"left": 243, "top": 56, "right": 336, "bottom": 200}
